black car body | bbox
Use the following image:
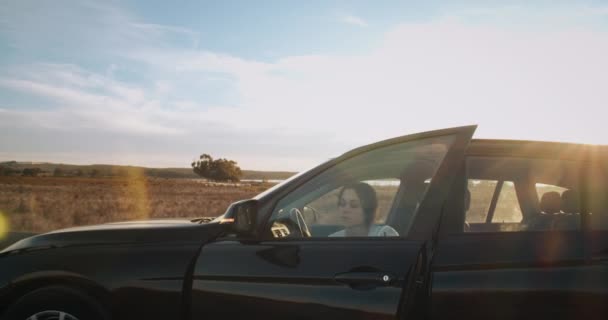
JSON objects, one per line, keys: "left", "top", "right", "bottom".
{"left": 1, "top": 125, "right": 607, "bottom": 320}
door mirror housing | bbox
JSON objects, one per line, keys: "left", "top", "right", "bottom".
{"left": 221, "top": 199, "right": 258, "bottom": 237}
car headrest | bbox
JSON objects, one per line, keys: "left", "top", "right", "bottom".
{"left": 540, "top": 191, "right": 561, "bottom": 214}
{"left": 561, "top": 189, "right": 579, "bottom": 214}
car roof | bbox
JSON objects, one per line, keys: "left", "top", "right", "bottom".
{"left": 468, "top": 138, "right": 608, "bottom": 161}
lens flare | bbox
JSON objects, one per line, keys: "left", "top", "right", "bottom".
{"left": 0, "top": 210, "right": 8, "bottom": 240}
{"left": 125, "top": 167, "right": 150, "bottom": 220}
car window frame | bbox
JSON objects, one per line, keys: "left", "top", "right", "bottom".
{"left": 443, "top": 153, "right": 587, "bottom": 237}
{"left": 262, "top": 137, "right": 454, "bottom": 240}
{"left": 304, "top": 177, "right": 403, "bottom": 226}
{"left": 248, "top": 126, "right": 477, "bottom": 242}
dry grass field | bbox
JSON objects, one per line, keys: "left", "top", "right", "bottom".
{"left": 0, "top": 173, "right": 274, "bottom": 233}
{"left": 0, "top": 173, "right": 568, "bottom": 236}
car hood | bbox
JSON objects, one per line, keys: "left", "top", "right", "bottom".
{"left": 1, "top": 219, "right": 223, "bottom": 254}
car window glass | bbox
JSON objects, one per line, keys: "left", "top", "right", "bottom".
{"left": 266, "top": 135, "right": 456, "bottom": 238}
{"left": 466, "top": 179, "right": 497, "bottom": 223}
{"left": 302, "top": 179, "right": 401, "bottom": 225}
{"left": 464, "top": 157, "right": 580, "bottom": 233}
{"left": 304, "top": 179, "right": 400, "bottom": 227}
{"left": 364, "top": 179, "right": 401, "bottom": 223}
{"left": 303, "top": 187, "right": 342, "bottom": 226}
{"left": 535, "top": 183, "right": 568, "bottom": 200}
{"left": 492, "top": 182, "right": 522, "bottom": 223}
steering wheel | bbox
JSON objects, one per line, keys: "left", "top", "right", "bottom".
{"left": 289, "top": 208, "right": 311, "bottom": 237}
{"left": 302, "top": 206, "right": 320, "bottom": 224}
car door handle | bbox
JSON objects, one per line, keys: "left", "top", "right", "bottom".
{"left": 334, "top": 272, "right": 396, "bottom": 286}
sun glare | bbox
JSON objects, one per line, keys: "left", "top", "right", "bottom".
{"left": 0, "top": 210, "right": 8, "bottom": 239}
{"left": 125, "top": 167, "right": 150, "bottom": 220}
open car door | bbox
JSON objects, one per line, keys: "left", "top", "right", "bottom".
{"left": 190, "top": 125, "right": 476, "bottom": 320}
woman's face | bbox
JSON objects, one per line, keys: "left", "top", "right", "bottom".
{"left": 339, "top": 189, "right": 365, "bottom": 227}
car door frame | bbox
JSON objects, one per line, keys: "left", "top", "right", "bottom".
{"left": 189, "top": 126, "right": 477, "bottom": 320}
{"left": 431, "top": 140, "right": 590, "bottom": 320}
{"left": 579, "top": 145, "right": 608, "bottom": 319}
{"left": 253, "top": 125, "right": 477, "bottom": 242}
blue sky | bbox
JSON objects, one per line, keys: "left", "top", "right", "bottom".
{"left": 1, "top": 1, "right": 608, "bottom": 171}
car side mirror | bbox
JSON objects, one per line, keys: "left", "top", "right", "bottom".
{"left": 222, "top": 199, "right": 258, "bottom": 237}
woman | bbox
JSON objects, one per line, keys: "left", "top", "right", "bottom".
{"left": 329, "top": 182, "right": 399, "bottom": 237}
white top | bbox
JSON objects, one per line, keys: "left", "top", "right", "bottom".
{"left": 329, "top": 225, "right": 400, "bottom": 237}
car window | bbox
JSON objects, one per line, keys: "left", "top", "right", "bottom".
{"left": 466, "top": 179, "right": 523, "bottom": 230}
{"left": 535, "top": 183, "right": 568, "bottom": 200}
{"left": 266, "top": 135, "right": 456, "bottom": 238}
{"left": 464, "top": 157, "right": 580, "bottom": 233}
{"left": 492, "top": 181, "right": 523, "bottom": 223}
{"left": 466, "top": 179, "right": 497, "bottom": 223}
{"left": 304, "top": 179, "right": 400, "bottom": 227}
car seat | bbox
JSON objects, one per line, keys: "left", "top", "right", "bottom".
{"left": 552, "top": 189, "right": 580, "bottom": 230}
{"left": 560, "top": 189, "right": 579, "bottom": 214}
{"left": 528, "top": 191, "right": 561, "bottom": 230}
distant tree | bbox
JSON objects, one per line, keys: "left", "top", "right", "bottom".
{"left": 74, "top": 169, "right": 84, "bottom": 177}
{"left": 192, "top": 154, "right": 213, "bottom": 178}
{"left": 90, "top": 169, "right": 100, "bottom": 177}
{"left": 0, "top": 166, "right": 16, "bottom": 176}
{"left": 191, "top": 154, "right": 242, "bottom": 182}
{"left": 0, "top": 162, "right": 20, "bottom": 176}
{"left": 22, "top": 168, "right": 41, "bottom": 177}
{"left": 53, "top": 168, "right": 64, "bottom": 177}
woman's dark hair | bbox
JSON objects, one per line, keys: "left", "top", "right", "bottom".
{"left": 338, "top": 182, "right": 378, "bottom": 227}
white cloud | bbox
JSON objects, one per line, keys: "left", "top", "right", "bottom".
{"left": 163, "top": 19, "right": 608, "bottom": 145}
{"left": 0, "top": 65, "right": 181, "bottom": 135}
{"left": 338, "top": 14, "right": 369, "bottom": 27}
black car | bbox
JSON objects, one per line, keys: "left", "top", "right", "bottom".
{"left": 1, "top": 125, "right": 607, "bottom": 320}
